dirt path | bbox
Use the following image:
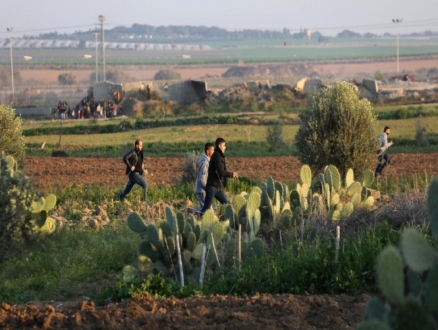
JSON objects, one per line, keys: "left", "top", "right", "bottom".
{"left": 18, "top": 57, "right": 438, "bottom": 85}
{"left": 24, "top": 153, "right": 438, "bottom": 191}
{"left": 0, "top": 293, "right": 368, "bottom": 329}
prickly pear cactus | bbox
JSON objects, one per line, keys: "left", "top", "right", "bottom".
{"left": 359, "top": 178, "right": 438, "bottom": 329}
{"left": 300, "top": 165, "right": 312, "bottom": 186}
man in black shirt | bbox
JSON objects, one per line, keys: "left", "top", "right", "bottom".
{"left": 119, "top": 139, "right": 147, "bottom": 201}
{"left": 200, "top": 137, "right": 238, "bottom": 215}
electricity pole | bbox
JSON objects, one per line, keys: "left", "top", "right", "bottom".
{"left": 7, "top": 27, "right": 14, "bottom": 103}
{"left": 98, "top": 15, "right": 106, "bottom": 81}
{"left": 93, "top": 30, "right": 99, "bottom": 82}
{"left": 392, "top": 19, "right": 403, "bottom": 77}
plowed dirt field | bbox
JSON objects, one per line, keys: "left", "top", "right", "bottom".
{"left": 25, "top": 153, "right": 438, "bottom": 190}
{"left": 0, "top": 293, "right": 369, "bottom": 330}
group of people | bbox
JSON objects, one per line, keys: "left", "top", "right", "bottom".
{"left": 54, "top": 98, "right": 122, "bottom": 120}
{"left": 118, "top": 126, "right": 392, "bottom": 211}
{"left": 119, "top": 137, "right": 238, "bottom": 217}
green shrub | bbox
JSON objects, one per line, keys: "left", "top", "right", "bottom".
{"left": 0, "top": 104, "right": 26, "bottom": 167}
{"left": 295, "top": 82, "right": 377, "bottom": 177}
{"left": 415, "top": 118, "right": 429, "bottom": 147}
{"left": 395, "top": 108, "right": 408, "bottom": 119}
{"left": 180, "top": 150, "right": 201, "bottom": 184}
{"left": 266, "top": 121, "right": 284, "bottom": 152}
{"left": 58, "top": 73, "right": 77, "bottom": 85}
{"left": 0, "top": 153, "right": 38, "bottom": 263}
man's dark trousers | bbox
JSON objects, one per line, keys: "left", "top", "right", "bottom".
{"left": 200, "top": 184, "right": 229, "bottom": 214}
{"left": 119, "top": 172, "right": 147, "bottom": 201}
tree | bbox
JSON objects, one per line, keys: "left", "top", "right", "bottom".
{"left": 58, "top": 73, "right": 77, "bottom": 85}
{"left": 295, "top": 82, "right": 377, "bottom": 177}
{"left": 0, "top": 104, "right": 26, "bottom": 168}
{"left": 153, "top": 69, "right": 181, "bottom": 81}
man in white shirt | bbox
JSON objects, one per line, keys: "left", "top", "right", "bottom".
{"left": 375, "top": 126, "right": 393, "bottom": 177}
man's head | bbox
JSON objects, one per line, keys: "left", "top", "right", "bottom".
{"left": 135, "top": 139, "right": 143, "bottom": 151}
{"left": 384, "top": 126, "right": 390, "bottom": 135}
{"left": 215, "top": 137, "right": 226, "bottom": 153}
{"left": 204, "top": 142, "right": 214, "bottom": 158}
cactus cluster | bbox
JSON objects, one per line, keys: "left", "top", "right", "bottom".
{"left": 254, "top": 165, "right": 378, "bottom": 237}
{"left": 1, "top": 153, "right": 58, "bottom": 262}
{"left": 30, "top": 193, "right": 58, "bottom": 234}
{"left": 128, "top": 206, "right": 232, "bottom": 280}
{"left": 316, "top": 165, "right": 376, "bottom": 221}
{"left": 127, "top": 194, "right": 267, "bottom": 281}
{"left": 291, "top": 165, "right": 376, "bottom": 224}
{"left": 357, "top": 178, "right": 438, "bottom": 330}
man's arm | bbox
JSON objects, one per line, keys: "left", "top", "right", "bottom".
{"left": 199, "top": 160, "right": 209, "bottom": 189}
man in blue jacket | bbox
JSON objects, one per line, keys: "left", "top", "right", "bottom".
{"left": 200, "top": 137, "right": 238, "bottom": 215}
{"left": 194, "top": 142, "right": 214, "bottom": 210}
{"left": 119, "top": 139, "right": 147, "bottom": 201}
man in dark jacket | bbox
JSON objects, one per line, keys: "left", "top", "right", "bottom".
{"left": 200, "top": 137, "right": 238, "bottom": 214}
{"left": 119, "top": 139, "right": 147, "bottom": 201}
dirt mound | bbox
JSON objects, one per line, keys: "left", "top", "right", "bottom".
{"left": 222, "top": 64, "right": 314, "bottom": 79}
{"left": 0, "top": 293, "right": 368, "bottom": 329}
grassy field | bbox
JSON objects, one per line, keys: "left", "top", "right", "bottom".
{"left": 23, "top": 117, "right": 438, "bottom": 145}
{"left": 2, "top": 37, "right": 438, "bottom": 66}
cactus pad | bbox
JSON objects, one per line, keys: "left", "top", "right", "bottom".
{"left": 362, "top": 169, "right": 375, "bottom": 188}
{"left": 267, "top": 176, "right": 275, "bottom": 199}
{"left": 427, "top": 178, "right": 438, "bottom": 239}
{"left": 377, "top": 245, "right": 404, "bottom": 305}
{"left": 345, "top": 168, "right": 354, "bottom": 189}
{"left": 127, "top": 212, "right": 148, "bottom": 233}
{"left": 300, "top": 165, "right": 312, "bottom": 185}
{"left": 139, "top": 240, "right": 160, "bottom": 260}
{"left": 401, "top": 228, "right": 438, "bottom": 273}
{"left": 165, "top": 206, "right": 177, "bottom": 234}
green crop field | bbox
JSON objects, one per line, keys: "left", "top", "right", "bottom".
{"left": 1, "top": 37, "right": 438, "bottom": 66}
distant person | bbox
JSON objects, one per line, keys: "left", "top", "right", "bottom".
{"left": 194, "top": 142, "right": 214, "bottom": 210}
{"left": 119, "top": 139, "right": 147, "bottom": 202}
{"left": 375, "top": 126, "right": 393, "bottom": 177}
{"left": 200, "top": 137, "right": 238, "bottom": 215}
{"left": 146, "top": 85, "right": 151, "bottom": 100}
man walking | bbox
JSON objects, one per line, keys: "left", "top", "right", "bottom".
{"left": 200, "top": 137, "right": 238, "bottom": 214}
{"left": 375, "top": 126, "right": 393, "bottom": 177}
{"left": 119, "top": 139, "right": 147, "bottom": 201}
{"left": 194, "top": 142, "right": 214, "bottom": 210}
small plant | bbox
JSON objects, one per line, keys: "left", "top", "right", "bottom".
{"left": 180, "top": 150, "right": 201, "bottom": 184}
{"left": 357, "top": 178, "right": 438, "bottom": 329}
{"left": 58, "top": 73, "right": 77, "bottom": 85}
{"left": 415, "top": 117, "right": 429, "bottom": 147}
{"left": 0, "top": 153, "right": 38, "bottom": 263}
{"left": 266, "top": 120, "right": 284, "bottom": 152}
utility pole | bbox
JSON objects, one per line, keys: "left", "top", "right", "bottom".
{"left": 93, "top": 30, "right": 99, "bottom": 82}
{"left": 392, "top": 19, "right": 403, "bottom": 77}
{"left": 98, "top": 15, "right": 106, "bottom": 81}
{"left": 7, "top": 27, "right": 14, "bottom": 103}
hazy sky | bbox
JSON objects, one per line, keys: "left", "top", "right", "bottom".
{"left": 1, "top": 0, "right": 437, "bottom": 38}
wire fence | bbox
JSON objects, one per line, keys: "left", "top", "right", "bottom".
{"left": 0, "top": 84, "right": 90, "bottom": 107}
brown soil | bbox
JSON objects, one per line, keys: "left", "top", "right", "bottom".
{"left": 25, "top": 153, "right": 438, "bottom": 191}
{"left": 0, "top": 293, "right": 369, "bottom": 330}
{"left": 18, "top": 57, "right": 438, "bottom": 85}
